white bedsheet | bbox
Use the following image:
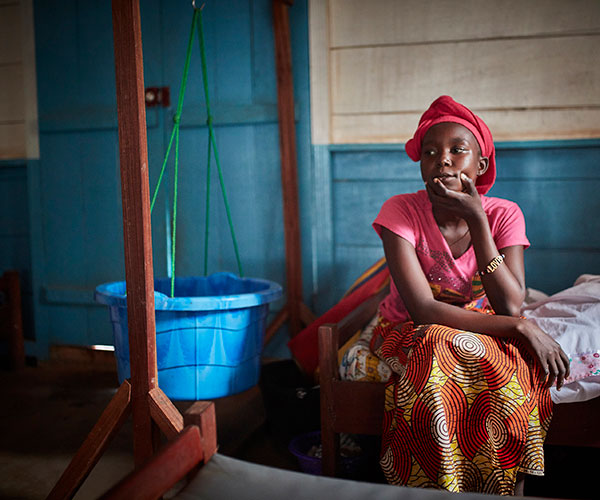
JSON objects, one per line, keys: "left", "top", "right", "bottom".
{"left": 522, "top": 275, "right": 600, "bottom": 404}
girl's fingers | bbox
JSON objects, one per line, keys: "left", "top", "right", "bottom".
{"left": 434, "top": 178, "right": 464, "bottom": 200}
{"left": 556, "top": 356, "right": 567, "bottom": 390}
{"left": 426, "top": 181, "right": 450, "bottom": 201}
{"left": 460, "top": 173, "right": 478, "bottom": 195}
{"left": 545, "top": 358, "right": 558, "bottom": 389}
{"left": 559, "top": 348, "right": 571, "bottom": 379}
{"left": 432, "top": 178, "right": 449, "bottom": 195}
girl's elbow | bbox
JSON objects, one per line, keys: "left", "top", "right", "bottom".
{"left": 409, "top": 303, "right": 438, "bottom": 325}
{"left": 505, "top": 303, "right": 522, "bottom": 318}
{"left": 496, "top": 297, "right": 523, "bottom": 318}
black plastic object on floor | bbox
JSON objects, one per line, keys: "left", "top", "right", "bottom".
{"left": 259, "top": 359, "right": 320, "bottom": 444}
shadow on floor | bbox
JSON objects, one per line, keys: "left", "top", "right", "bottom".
{"left": 0, "top": 359, "right": 299, "bottom": 499}
{"left": 0, "top": 359, "right": 594, "bottom": 499}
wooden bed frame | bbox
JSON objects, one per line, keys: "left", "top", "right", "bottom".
{"left": 318, "top": 286, "right": 600, "bottom": 477}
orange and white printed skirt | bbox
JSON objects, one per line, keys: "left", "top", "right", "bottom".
{"left": 372, "top": 314, "right": 553, "bottom": 496}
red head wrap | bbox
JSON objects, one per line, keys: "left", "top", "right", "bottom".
{"left": 405, "top": 95, "right": 496, "bottom": 195}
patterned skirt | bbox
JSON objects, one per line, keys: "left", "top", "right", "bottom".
{"left": 373, "top": 315, "right": 553, "bottom": 496}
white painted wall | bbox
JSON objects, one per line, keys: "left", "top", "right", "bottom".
{"left": 310, "top": 0, "right": 600, "bottom": 144}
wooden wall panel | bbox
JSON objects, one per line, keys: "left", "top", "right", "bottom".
{"left": 0, "top": 3, "right": 21, "bottom": 64}
{"left": 332, "top": 37, "right": 600, "bottom": 113}
{"left": 0, "top": 65, "right": 25, "bottom": 121}
{"left": 311, "top": 0, "right": 600, "bottom": 144}
{"left": 0, "top": 0, "right": 38, "bottom": 160}
{"left": 308, "top": 0, "right": 330, "bottom": 146}
{"left": 0, "top": 123, "right": 25, "bottom": 158}
{"left": 332, "top": 108, "right": 600, "bottom": 144}
{"left": 329, "top": 0, "right": 600, "bottom": 47}
{"left": 0, "top": 3, "right": 24, "bottom": 158}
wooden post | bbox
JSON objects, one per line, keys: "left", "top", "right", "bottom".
{"left": 318, "top": 324, "right": 340, "bottom": 477}
{"left": 184, "top": 402, "right": 218, "bottom": 463}
{"left": 272, "top": 0, "right": 313, "bottom": 338}
{"left": 111, "top": 0, "right": 160, "bottom": 467}
{"left": 0, "top": 270, "right": 25, "bottom": 369}
{"left": 48, "top": 2, "right": 190, "bottom": 497}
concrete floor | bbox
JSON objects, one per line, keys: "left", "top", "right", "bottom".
{"left": 0, "top": 356, "right": 596, "bottom": 499}
{"left": 0, "top": 357, "right": 299, "bottom": 500}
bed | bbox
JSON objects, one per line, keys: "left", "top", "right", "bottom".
{"left": 100, "top": 404, "right": 553, "bottom": 500}
{"left": 318, "top": 277, "right": 600, "bottom": 478}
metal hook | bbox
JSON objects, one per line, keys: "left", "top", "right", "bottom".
{"left": 192, "top": 0, "right": 205, "bottom": 10}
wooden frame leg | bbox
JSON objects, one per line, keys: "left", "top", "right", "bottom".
{"left": 184, "top": 401, "right": 217, "bottom": 463}
{"left": 98, "top": 426, "right": 204, "bottom": 500}
{"left": 319, "top": 324, "right": 340, "bottom": 477}
{"left": 148, "top": 387, "right": 184, "bottom": 441}
{"left": 264, "top": 307, "right": 289, "bottom": 345}
{"left": 1, "top": 270, "right": 25, "bottom": 369}
{"left": 264, "top": 301, "right": 316, "bottom": 346}
{"left": 47, "top": 381, "right": 132, "bottom": 500}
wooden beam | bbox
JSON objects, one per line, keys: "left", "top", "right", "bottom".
{"left": 0, "top": 270, "right": 25, "bottom": 369}
{"left": 148, "top": 387, "right": 184, "bottom": 441}
{"left": 264, "top": 307, "right": 289, "bottom": 345}
{"left": 99, "top": 426, "right": 204, "bottom": 500}
{"left": 184, "top": 401, "right": 218, "bottom": 463}
{"left": 318, "top": 324, "right": 341, "bottom": 477}
{"left": 272, "top": 0, "right": 304, "bottom": 337}
{"left": 299, "top": 301, "right": 317, "bottom": 325}
{"left": 47, "top": 381, "right": 132, "bottom": 500}
{"left": 111, "top": 0, "right": 160, "bottom": 466}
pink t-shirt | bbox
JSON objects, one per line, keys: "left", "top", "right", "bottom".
{"left": 373, "top": 190, "right": 530, "bottom": 323}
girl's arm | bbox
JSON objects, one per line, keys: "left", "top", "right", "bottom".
{"left": 427, "top": 175, "right": 525, "bottom": 315}
{"left": 381, "top": 227, "right": 570, "bottom": 389}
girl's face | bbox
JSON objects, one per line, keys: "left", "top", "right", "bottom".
{"left": 420, "top": 122, "right": 488, "bottom": 192}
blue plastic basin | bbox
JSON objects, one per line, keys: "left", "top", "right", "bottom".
{"left": 95, "top": 272, "right": 282, "bottom": 400}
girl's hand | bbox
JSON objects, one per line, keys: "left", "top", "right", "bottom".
{"left": 517, "top": 319, "right": 571, "bottom": 390}
{"left": 426, "top": 173, "right": 485, "bottom": 223}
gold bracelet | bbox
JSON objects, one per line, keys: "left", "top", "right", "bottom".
{"left": 478, "top": 254, "right": 505, "bottom": 276}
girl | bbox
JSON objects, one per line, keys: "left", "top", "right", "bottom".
{"left": 371, "top": 96, "right": 570, "bottom": 495}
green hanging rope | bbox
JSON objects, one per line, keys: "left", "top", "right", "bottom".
{"left": 170, "top": 124, "right": 180, "bottom": 297}
{"left": 149, "top": 10, "right": 199, "bottom": 296}
{"left": 151, "top": 10, "right": 198, "bottom": 214}
{"left": 203, "top": 135, "right": 212, "bottom": 276}
{"left": 197, "top": 8, "right": 244, "bottom": 278}
{"left": 149, "top": 6, "right": 245, "bottom": 297}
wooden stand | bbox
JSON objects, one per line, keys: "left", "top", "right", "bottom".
{"left": 0, "top": 270, "right": 25, "bottom": 370}
{"left": 47, "top": 2, "right": 214, "bottom": 498}
{"left": 265, "top": 0, "right": 315, "bottom": 343}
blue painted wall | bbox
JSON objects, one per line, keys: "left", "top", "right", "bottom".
{"left": 0, "top": 161, "right": 34, "bottom": 341}
{"left": 14, "top": 0, "right": 312, "bottom": 357}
